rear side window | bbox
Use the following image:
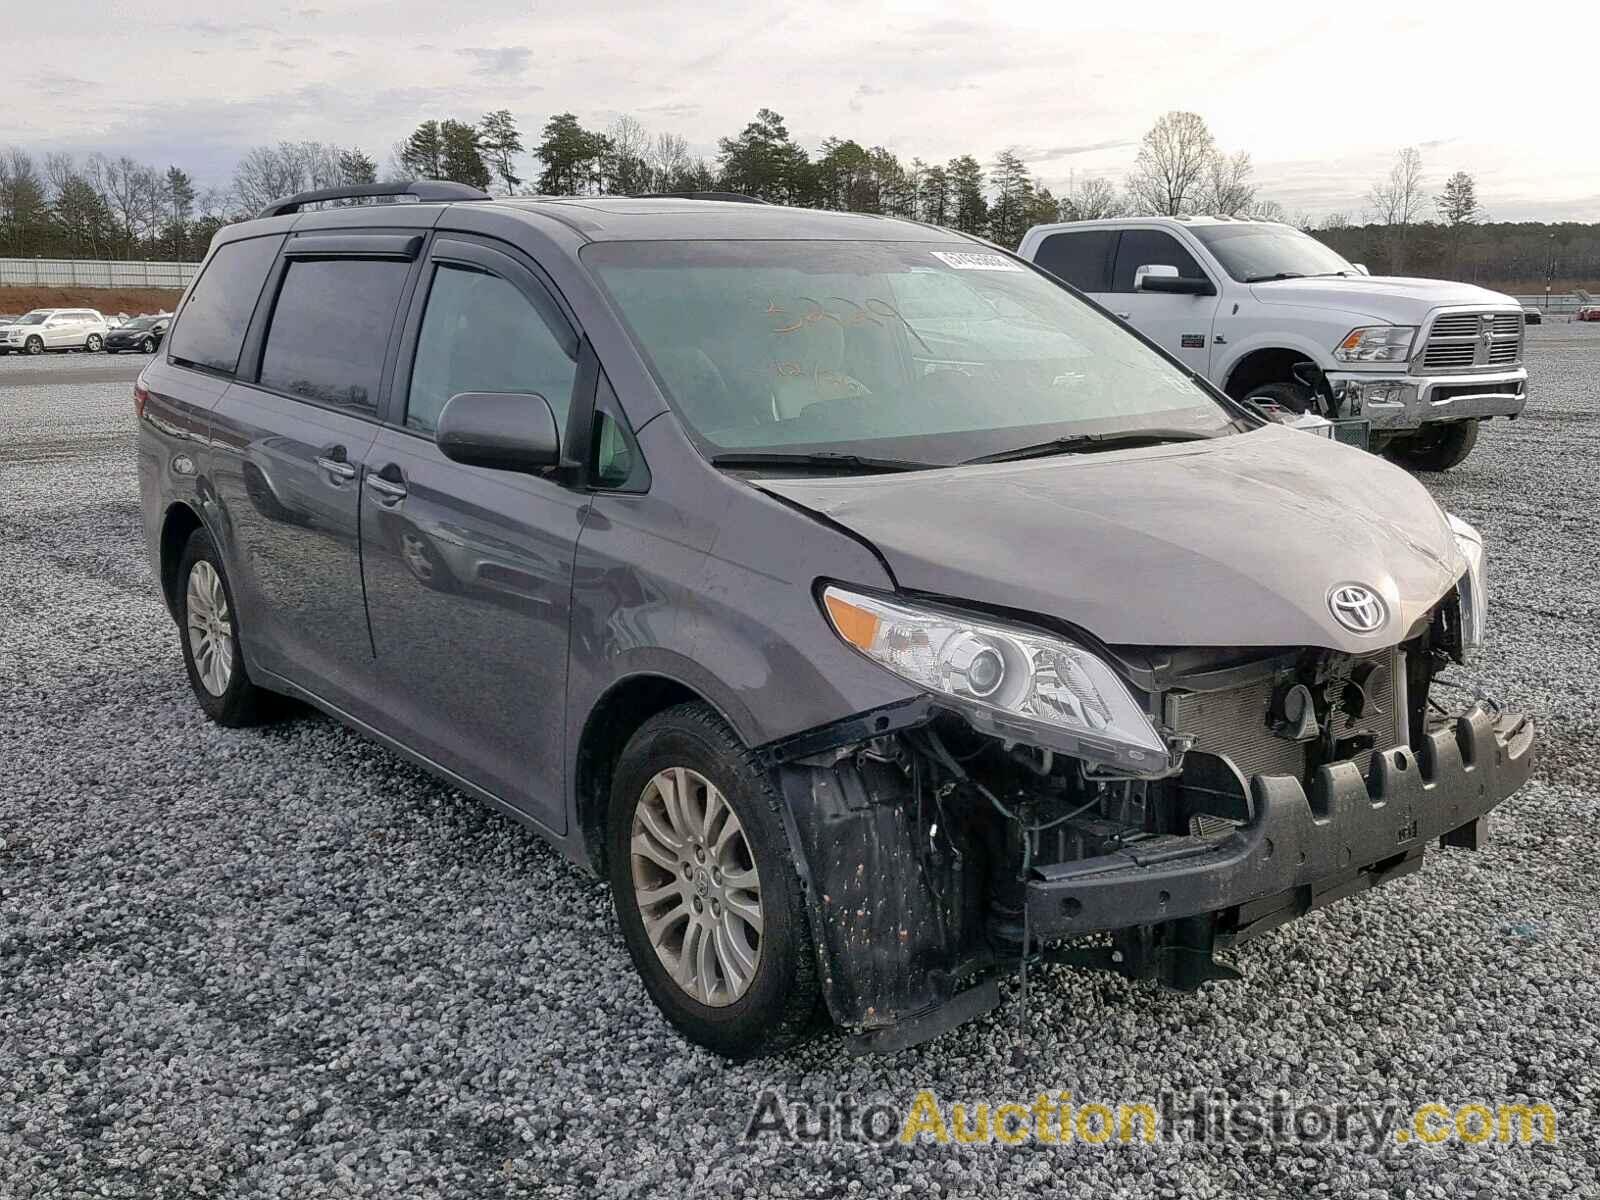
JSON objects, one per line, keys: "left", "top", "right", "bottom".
{"left": 404, "top": 263, "right": 577, "bottom": 436}
{"left": 1033, "top": 230, "right": 1116, "bottom": 292}
{"left": 258, "top": 258, "right": 410, "bottom": 415}
{"left": 169, "top": 236, "right": 282, "bottom": 374}
{"left": 1110, "top": 230, "right": 1206, "bottom": 292}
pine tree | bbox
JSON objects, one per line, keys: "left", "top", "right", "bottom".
{"left": 479, "top": 110, "right": 524, "bottom": 194}
{"left": 400, "top": 121, "right": 445, "bottom": 179}
{"left": 439, "top": 120, "right": 492, "bottom": 190}
{"left": 946, "top": 155, "right": 987, "bottom": 236}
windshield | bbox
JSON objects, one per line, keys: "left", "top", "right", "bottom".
{"left": 16, "top": 312, "right": 48, "bottom": 326}
{"left": 1190, "top": 224, "right": 1356, "bottom": 283}
{"left": 586, "top": 240, "right": 1234, "bottom": 466}
{"left": 122, "top": 317, "right": 159, "bottom": 330}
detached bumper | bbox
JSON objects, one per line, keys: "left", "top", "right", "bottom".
{"left": 1025, "top": 705, "right": 1534, "bottom": 938}
{"left": 1327, "top": 368, "right": 1528, "bottom": 432}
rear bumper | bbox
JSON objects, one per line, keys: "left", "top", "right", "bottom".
{"left": 1025, "top": 704, "right": 1534, "bottom": 938}
{"left": 1327, "top": 368, "right": 1528, "bottom": 431}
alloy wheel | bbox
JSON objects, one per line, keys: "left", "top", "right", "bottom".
{"left": 629, "top": 767, "right": 763, "bottom": 1007}
{"left": 185, "top": 560, "right": 235, "bottom": 697}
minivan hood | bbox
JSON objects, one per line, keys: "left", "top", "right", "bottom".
{"left": 1251, "top": 275, "right": 1519, "bottom": 325}
{"left": 753, "top": 424, "right": 1463, "bottom": 653}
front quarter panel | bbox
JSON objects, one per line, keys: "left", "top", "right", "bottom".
{"left": 565, "top": 416, "right": 919, "bottom": 821}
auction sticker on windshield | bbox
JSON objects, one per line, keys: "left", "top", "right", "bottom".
{"left": 930, "top": 250, "right": 1023, "bottom": 272}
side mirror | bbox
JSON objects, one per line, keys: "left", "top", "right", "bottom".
{"left": 1352, "top": 263, "right": 1370, "bottom": 275}
{"left": 1134, "top": 264, "right": 1215, "bottom": 295}
{"left": 436, "top": 392, "right": 561, "bottom": 474}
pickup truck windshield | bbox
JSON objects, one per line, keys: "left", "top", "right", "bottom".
{"left": 586, "top": 240, "right": 1235, "bottom": 466}
{"left": 1191, "top": 224, "right": 1358, "bottom": 283}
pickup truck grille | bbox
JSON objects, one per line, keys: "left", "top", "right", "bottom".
{"left": 1420, "top": 310, "right": 1522, "bottom": 371}
{"left": 1164, "top": 650, "right": 1402, "bottom": 784}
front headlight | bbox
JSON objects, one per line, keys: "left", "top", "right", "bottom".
{"left": 820, "top": 585, "right": 1172, "bottom": 775}
{"left": 1446, "top": 514, "right": 1486, "bottom": 651}
{"left": 1333, "top": 325, "right": 1416, "bottom": 363}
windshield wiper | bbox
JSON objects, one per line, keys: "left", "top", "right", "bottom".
{"left": 1243, "top": 271, "right": 1306, "bottom": 283}
{"left": 710, "top": 451, "right": 936, "bottom": 474}
{"left": 961, "top": 429, "right": 1216, "bottom": 466}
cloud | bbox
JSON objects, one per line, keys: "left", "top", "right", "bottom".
{"left": 1030, "top": 139, "right": 1137, "bottom": 159}
{"left": 847, "top": 84, "right": 885, "bottom": 114}
{"left": 455, "top": 46, "right": 532, "bottom": 77}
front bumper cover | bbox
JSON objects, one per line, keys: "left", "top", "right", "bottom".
{"left": 1327, "top": 367, "right": 1528, "bottom": 431}
{"left": 1026, "top": 704, "right": 1534, "bottom": 938}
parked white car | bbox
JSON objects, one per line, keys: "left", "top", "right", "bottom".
{"left": 2, "top": 308, "right": 110, "bottom": 355}
{"left": 1017, "top": 217, "right": 1527, "bottom": 470}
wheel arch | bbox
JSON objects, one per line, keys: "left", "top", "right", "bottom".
{"left": 158, "top": 500, "right": 207, "bottom": 622}
{"left": 1221, "top": 344, "right": 1321, "bottom": 399}
{"left": 573, "top": 673, "right": 747, "bottom": 875}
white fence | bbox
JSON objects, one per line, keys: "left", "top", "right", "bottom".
{"left": 1513, "top": 293, "right": 1585, "bottom": 313}
{"left": 0, "top": 257, "right": 198, "bottom": 289}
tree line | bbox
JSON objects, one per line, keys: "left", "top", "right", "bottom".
{"left": 1, "top": 107, "right": 1594, "bottom": 290}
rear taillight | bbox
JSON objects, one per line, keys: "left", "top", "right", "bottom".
{"left": 133, "top": 382, "right": 150, "bottom": 420}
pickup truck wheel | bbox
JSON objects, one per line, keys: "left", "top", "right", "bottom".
{"left": 1386, "top": 419, "right": 1479, "bottom": 471}
{"left": 608, "top": 702, "right": 821, "bottom": 1059}
{"left": 1243, "top": 379, "right": 1312, "bottom": 413}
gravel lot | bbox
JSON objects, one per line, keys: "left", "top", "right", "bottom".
{"left": 3, "top": 329, "right": 1598, "bottom": 1199}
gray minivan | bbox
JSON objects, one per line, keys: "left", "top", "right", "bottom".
{"left": 138, "top": 182, "right": 1533, "bottom": 1058}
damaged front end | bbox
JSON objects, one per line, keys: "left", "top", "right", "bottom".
{"left": 763, "top": 589, "right": 1534, "bottom": 1054}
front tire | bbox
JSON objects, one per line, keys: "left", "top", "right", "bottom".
{"left": 1244, "top": 379, "right": 1314, "bottom": 413}
{"left": 176, "top": 528, "right": 270, "bottom": 726}
{"left": 25, "top": 336, "right": 43, "bottom": 356}
{"left": 608, "top": 703, "right": 820, "bottom": 1058}
{"left": 1386, "top": 419, "right": 1480, "bottom": 471}
{"left": 85, "top": 333, "right": 103, "bottom": 352}
{"left": 141, "top": 337, "right": 156, "bottom": 354}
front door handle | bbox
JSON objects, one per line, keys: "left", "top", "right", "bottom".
{"left": 365, "top": 468, "right": 408, "bottom": 501}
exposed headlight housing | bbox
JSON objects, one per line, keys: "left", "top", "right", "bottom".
{"left": 1446, "top": 513, "right": 1486, "bottom": 652}
{"left": 820, "top": 585, "right": 1174, "bottom": 776}
{"left": 1333, "top": 325, "right": 1416, "bottom": 363}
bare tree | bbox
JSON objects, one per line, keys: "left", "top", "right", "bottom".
{"left": 646, "top": 131, "right": 691, "bottom": 193}
{"left": 1125, "top": 111, "right": 1215, "bottom": 216}
{"left": 603, "top": 115, "right": 650, "bottom": 194}
{"left": 231, "top": 141, "right": 346, "bottom": 213}
{"left": 1201, "top": 150, "right": 1255, "bottom": 216}
{"left": 1366, "top": 147, "right": 1425, "bottom": 272}
{"left": 1062, "top": 174, "right": 1124, "bottom": 221}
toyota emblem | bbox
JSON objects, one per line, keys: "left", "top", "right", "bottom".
{"left": 1328, "top": 584, "right": 1386, "bottom": 634}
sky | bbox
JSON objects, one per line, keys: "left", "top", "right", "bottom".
{"left": 8, "top": 0, "right": 1600, "bottom": 222}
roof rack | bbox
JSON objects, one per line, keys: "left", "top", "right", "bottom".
{"left": 257, "top": 180, "right": 492, "bottom": 219}
{"left": 631, "top": 191, "right": 767, "bottom": 205}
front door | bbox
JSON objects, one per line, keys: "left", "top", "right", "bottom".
{"left": 1106, "top": 228, "right": 1221, "bottom": 374}
{"left": 360, "top": 240, "right": 587, "bottom": 832}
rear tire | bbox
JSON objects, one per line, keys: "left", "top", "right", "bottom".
{"left": 608, "top": 702, "right": 820, "bottom": 1059}
{"left": 1386, "top": 419, "right": 1480, "bottom": 471}
{"left": 85, "top": 333, "right": 103, "bottom": 352}
{"left": 1244, "top": 379, "right": 1314, "bottom": 413}
{"left": 176, "top": 528, "right": 271, "bottom": 727}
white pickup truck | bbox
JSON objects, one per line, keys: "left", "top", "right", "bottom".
{"left": 1017, "top": 216, "right": 1528, "bottom": 470}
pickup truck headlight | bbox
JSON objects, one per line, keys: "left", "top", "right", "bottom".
{"left": 821, "top": 585, "right": 1171, "bottom": 775}
{"left": 1446, "top": 514, "right": 1486, "bottom": 650}
{"left": 1334, "top": 325, "right": 1416, "bottom": 363}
